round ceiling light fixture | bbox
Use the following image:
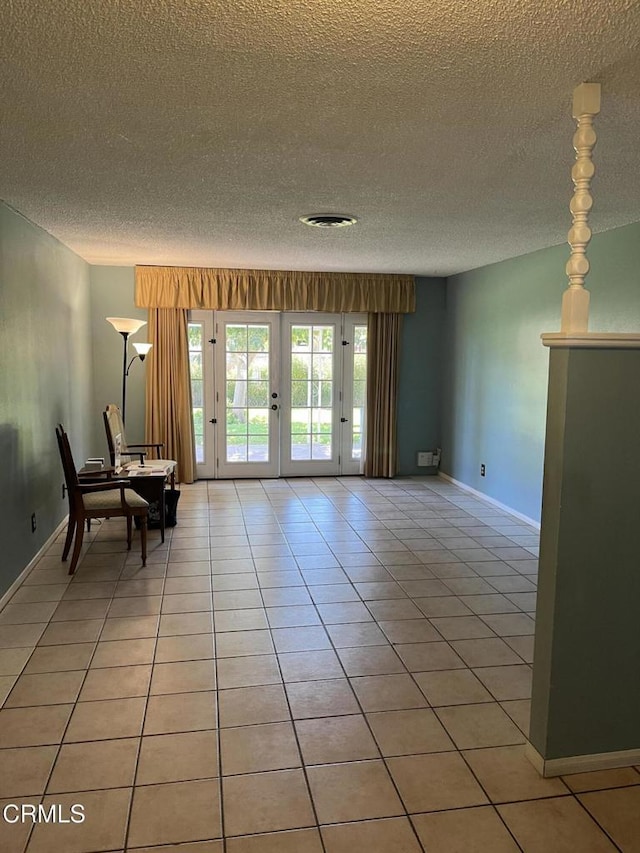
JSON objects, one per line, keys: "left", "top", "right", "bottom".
{"left": 300, "top": 213, "right": 358, "bottom": 228}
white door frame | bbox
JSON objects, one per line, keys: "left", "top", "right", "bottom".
{"left": 189, "top": 310, "right": 367, "bottom": 479}
{"left": 190, "top": 311, "right": 215, "bottom": 479}
{"left": 339, "top": 313, "right": 368, "bottom": 475}
{"left": 215, "top": 311, "right": 280, "bottom": 479}
{"left": 280, "top": 313, "right": 342, "bottom": 477}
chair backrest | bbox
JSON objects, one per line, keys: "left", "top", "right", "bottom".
{"left": 104, "top": 404, "right": 129, "bottom": 466}
{"left": 55, "top": 424, "right": 79, "bottom": 493}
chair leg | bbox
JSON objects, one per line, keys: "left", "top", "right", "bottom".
{"left": 126, "top": 515, "right": 133, "bottom": 550}
{"left": 62, "top": 516, "right": 76, "bottom": 561}
{"left": 69, "top": 516, "right": 85, "bottom": 575}
{"left": 86, "top": 519, "right": 92, "bottom": 532}
{"left": 140, "top": 515, "right": 147, "bottom": 566}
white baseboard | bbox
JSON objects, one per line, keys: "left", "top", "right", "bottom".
{"left": 437, "top": 472, "right": 541, "bottom": 530}
{"left": 525, "top": 740, "right": 640, "bottom": 777}
{"left": 0, "top": 516, "right": 68, "bottom": 613}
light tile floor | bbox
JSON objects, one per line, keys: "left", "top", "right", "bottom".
{"left": 1, "top": 477, "right": 639, "bottom": 852}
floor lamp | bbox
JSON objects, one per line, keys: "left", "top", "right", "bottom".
{"left": 106, "top": 317, "right": 151, "bottom": 424}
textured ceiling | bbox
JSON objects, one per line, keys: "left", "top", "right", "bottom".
{"left": 1, "top": 0, "right": 640, "bottom": 275}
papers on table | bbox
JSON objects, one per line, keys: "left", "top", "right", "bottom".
{"left": 125, "top": 464, "right": 172, "bottom": 477}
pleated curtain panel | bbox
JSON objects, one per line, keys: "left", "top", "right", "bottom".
{"left": 145, "top": 308, "right": 196, "bottom": 484}
{"left": 136, "top": 266, "right": 415, "bottom": 480}
{"left": 363, "top": 312, "right": 403, "bottom": 478}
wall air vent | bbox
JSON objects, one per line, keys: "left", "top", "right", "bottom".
{"left": 300, "top": 214, "right": 358, "bottom": 228}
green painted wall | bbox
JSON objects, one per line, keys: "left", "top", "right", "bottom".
{"left": 397, "top": 277, "right": 446, "bottom": 476}
{"left": 89, "top": 266, "right": 147, "bottom": 456}
{"left": 442, "top": 221, "right": 640, "bottom": 521}
{"left": 531, "top": 348, "right": 640, "bottom": 758}
{"left": 0, "top": 203, "right": 92, "bottom": 597}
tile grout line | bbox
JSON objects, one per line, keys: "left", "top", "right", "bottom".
{"left": 119, "top": 527, "right": 170, "bottom": 853}
{"left": 279, "top": 492, "right": 429, "bottom": 852}
{"left": 245, "top": 482, "right": 330, "bottom": 853}
{"left": 572, "top": 791, "right": 625, "bottom": 852}
{"left": 16, "top": 522, "right": 168, "bottom": 852}
{"left": 10, "top": 476, "right": 615, "bottom": 853}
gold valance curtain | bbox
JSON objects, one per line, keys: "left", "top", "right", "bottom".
{"left": 135, "top": 266, "right": 415, "bottom": 314}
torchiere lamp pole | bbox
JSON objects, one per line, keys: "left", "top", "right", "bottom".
{"left": 106, "top": 318, "right": 149, "bottom": 424}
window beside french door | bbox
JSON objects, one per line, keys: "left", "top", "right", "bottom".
{"left": 188, "top": 310, "right": 367, "bottom": 478}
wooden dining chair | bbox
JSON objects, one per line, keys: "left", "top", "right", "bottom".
{"left": 56, "top": 424, "right": 149, "bottom": 574}
{"left": 103, "top": 403, "right": 176, "bottom": 486}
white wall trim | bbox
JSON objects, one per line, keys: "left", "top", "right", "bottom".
{"left": 525, "top": 741, "right": 640, "bottom": 777}
{"left": 0, "top": 517, "right": 68, "bottom": 614}
{"left": 541, "top": 332, "right": 640, "bottom": 349}
{"left": 437, "top": 472, "right": 541, "bottom": 530}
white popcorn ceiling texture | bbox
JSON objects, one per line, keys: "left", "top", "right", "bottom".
{"left": 1, "top": 0, "right": 639, "bottom": 274}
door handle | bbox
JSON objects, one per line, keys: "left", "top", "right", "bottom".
{"left": 341, "top": 417, "right": 348, "bottom": 423}
{"left": 271, "top": 404, "right": 279, "bottom": 410}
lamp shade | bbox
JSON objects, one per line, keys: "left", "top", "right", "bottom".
{"left": 132, "top": 342, "right": 152, "bottom": 357}
{"left": 106, "top": 317, "right": 147, "bottom": 335}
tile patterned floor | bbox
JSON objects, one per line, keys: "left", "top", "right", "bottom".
{"left": 1, "top": 476, "right": 638, "bottom": 852}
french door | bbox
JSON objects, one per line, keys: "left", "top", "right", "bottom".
{"left": 189, "top": 310, "right": 367, "bottom": 478}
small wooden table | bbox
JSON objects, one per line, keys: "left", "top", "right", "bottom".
{"left": 123, "top": 462, "right": 176, "bottom": 543}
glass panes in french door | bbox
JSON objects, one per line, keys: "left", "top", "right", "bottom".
{"left": 280, "top": 314, "right": 341, "bottom": 476}
{"left": 216, "top": 313, "right": 280, "bottom": 478}
{"left": 189, "top": 310, "right": 367, "bottom": 478}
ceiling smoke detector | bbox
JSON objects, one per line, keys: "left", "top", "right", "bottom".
{"left": 300, "top": 214, "right": 358, "bottom": 228}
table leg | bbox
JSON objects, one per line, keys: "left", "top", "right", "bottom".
{"left": 160, "top": 485, "right": 166, "bottom": 543}
{"left": 126, "top": 474, "right": 167, "bottom": 541}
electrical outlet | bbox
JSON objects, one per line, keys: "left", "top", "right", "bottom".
{"left": 480, "top": 464, "right": 486, "bottom": 477}
{"left": 31, "top": 513, "right": 37, "bottom": 533}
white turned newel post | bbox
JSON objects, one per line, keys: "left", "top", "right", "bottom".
{"left": 560, "top": 82, "right": 601, "bottom": 334}
{"left": 532, "top": 85, "right": 640, "bottom": 782}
